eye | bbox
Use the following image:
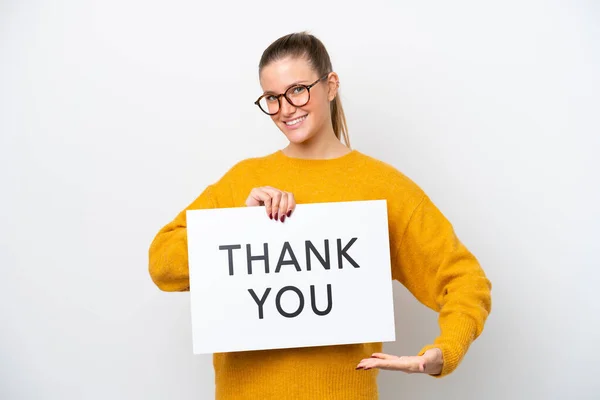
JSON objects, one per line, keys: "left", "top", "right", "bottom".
{"left": 291, "top": 86, "right": 306, "bottom": 95}
{"left": 265, "top": 95, "right": 278, "bottom": 102}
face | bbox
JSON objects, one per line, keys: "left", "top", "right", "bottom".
{"left": 258, "top": 56, "right": 338, "bottom": 145}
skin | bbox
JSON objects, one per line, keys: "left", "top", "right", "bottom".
{"left": 245, "top": 56, "right": 444, "bottom": 375}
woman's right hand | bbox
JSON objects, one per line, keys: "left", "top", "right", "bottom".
{"left": 245, "top": 186, "right": 296, "bottom": 222}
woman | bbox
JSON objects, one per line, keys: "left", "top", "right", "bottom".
{"left": 148, "top": 31, "right": 492, "bottom": 399}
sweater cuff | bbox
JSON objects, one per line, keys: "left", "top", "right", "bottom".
{"left": 417, "top": 313, "right": 478, "bottom": 377}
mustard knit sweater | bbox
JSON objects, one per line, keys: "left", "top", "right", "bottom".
{"left": 148, "top": 149, "right": 492, "bottom": 400}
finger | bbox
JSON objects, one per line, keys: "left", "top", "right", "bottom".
{"left": 245, "top": 189, "right": 260, "bottom": 207}
{"left": 356, "top": 358, "right": 382, "bottom": 370}
{"left": 263, "top": 189, "right": 282, "bottom": 220}
{"left": 286, "top": 192, "right": 296, "bottom": 217}
{"left": 249, "top": 188, "right": 273, "bottom": 218}
{"left": 371, "top": 353, "right": 398, "bottom": 360}
{"left": 247, "top": 188, "right": 268, "bottom": 207}
{"left": 278, "top": 193, "right": 288, "bottom": 222}
{"left": 357, "top": 356, "right": 421, "bottom": 372}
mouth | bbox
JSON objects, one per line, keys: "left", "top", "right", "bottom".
{"left": 284, "top": 114, "right": 308, "bottom": 127}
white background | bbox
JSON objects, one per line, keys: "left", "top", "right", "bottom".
{"left": 187, "top": 200, "right": 395, "bottom": 354}
{"left": 1, "top": 1, "right": 598, "bottom": 399}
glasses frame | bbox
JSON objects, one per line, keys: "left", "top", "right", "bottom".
{"left": 254, "top": 73, "right": 330, "bottom": 116}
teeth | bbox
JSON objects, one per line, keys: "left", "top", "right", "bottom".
{"left": 285, "top": 115, "right": 307, "bottom": 126}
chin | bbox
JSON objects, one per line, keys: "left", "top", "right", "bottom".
{"left": 283, "top": 130, "right": 315, "bottom": 144}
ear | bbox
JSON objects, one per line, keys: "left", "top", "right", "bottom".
{"left": 326, "top": 72, "right": 340, "bottom": 101}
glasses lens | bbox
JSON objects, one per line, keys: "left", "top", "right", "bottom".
{"left": 258, "top": 95, "right": 279, "bottom": 115}
{"left": 286, "top": 85, "right": 309, "bottom": 107}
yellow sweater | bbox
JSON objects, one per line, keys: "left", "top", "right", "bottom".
{"left": 148, "top": 149, "right": 492, "bottom": 399}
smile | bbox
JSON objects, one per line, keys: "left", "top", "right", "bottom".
{"left": 284, "top": 115, "right": 307, "bottom": 126}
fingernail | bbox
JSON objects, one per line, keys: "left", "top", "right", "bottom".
{"left": 281, "top": 215, "right": 286, "bottom": 223}
{"left": 269, "top": 213, "right": 272, "bottom": 220}
{"left": 287, "top": 210, "right": 292, "bottom": 217}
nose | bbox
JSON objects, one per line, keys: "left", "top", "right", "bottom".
{"left": 279, "top": 96, "right": 297, "bottom": 117}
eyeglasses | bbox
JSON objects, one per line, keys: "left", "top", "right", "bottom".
{"left": 254, "top": 73, "right": 330, "bottom": 115}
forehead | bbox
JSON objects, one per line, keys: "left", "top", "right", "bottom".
{"left": 260, "top": 56, "right": 317, "bottom": 92}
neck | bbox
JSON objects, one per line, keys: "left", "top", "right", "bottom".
{"left": 283, "top": 128, "right": 350, "bottom": 160}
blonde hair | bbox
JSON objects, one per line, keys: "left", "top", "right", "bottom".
{"left": 258, "top": 32, "right": 351, "bottom": 148}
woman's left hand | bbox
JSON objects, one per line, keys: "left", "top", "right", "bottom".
{"left": 355, "top": 348, "right": 443, "bottom": 375}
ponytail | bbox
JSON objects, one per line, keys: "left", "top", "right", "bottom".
{"left": 330, "top": 94, "right": 350, "bottom": 148}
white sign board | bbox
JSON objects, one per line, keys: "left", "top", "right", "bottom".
{"left": 186, "top": 199, "right": 395, "bottom": 354}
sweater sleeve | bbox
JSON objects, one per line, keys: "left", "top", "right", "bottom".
{"left": 148, "top": 185, "right": 218, "bottom": 292}
{"left": 392, "top": 194, "right": 492, "bottom": 377}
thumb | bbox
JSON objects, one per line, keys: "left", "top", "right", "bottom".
{"left": 422, "top": 348, "right": 442, "bottom": 361}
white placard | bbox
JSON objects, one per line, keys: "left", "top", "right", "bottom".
{"left": 186, "top": 200, "right": 396, "bottom": 354}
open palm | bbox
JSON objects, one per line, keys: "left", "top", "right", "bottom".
{"left": 356, "top": 348, "right": 443, "bottom": 375}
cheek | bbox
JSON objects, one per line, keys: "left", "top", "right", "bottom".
{"left": 308, "top": 99, "right": 331, "bottom": 126}
{"left": 271, "top": 113, "right": 286, "bottom": 126}
{"left": 306, "top": 94, "right": 329, "bottom": 118}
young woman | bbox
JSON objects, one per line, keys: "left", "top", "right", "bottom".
{"left": 148, "top": 32, "right": 492, "bottom": 400}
